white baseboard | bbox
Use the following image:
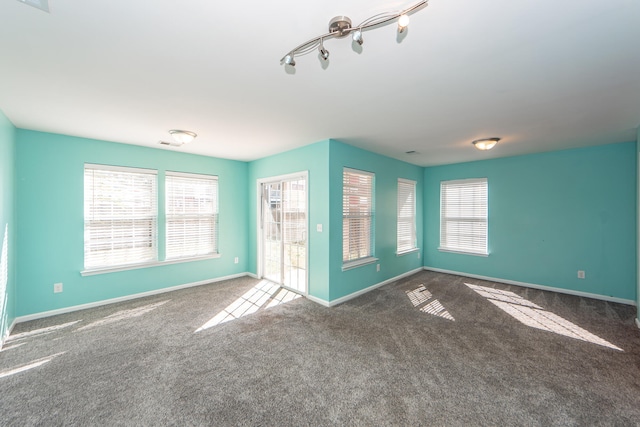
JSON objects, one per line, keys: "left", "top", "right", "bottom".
{"left": 326, "top": 267, "right": 424, "bottom": 307}
{"left": 306, "top": 294, "right": 330, "bottom": 307}
{"left": 424, "top": 266, "right": 636, "bottom": 306}
{"left": 635, "top": 318, "right": 640, "bottom": 329}
{"left": 14, "top": 272, "right": 253, "bottom": 324}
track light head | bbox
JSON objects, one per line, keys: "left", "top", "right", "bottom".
{"left": 398, "top": 14, "right": 410, "bottom": 33}
{"left": 352, "top": 29, "right": 364, "bottom": 46}
{"left": 284, "top": 54, "right": 296, "bottom": 67}
{"left": 319, "top": 40, "right": 330, "bottom": 60}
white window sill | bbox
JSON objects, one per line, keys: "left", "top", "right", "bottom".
{"left": 342, "top": 257, "right": 378, "bottom": 271}
{"left": 81, "top": 253, "right": 221, "bottom": 276}
{"left": 396, "top": 248, "right": 420, "bottom": 256}
{"left": 438, "top": 247, "right": 489, "bottom": 257}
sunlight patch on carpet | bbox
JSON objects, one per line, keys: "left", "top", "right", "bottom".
{"left": 0, "top": 352, "right": 65, "bottom": 379}
{"left": 406, "top": 285, "right": 454, "bottom": 321}
{"left": 0, "top": 342, "right": 25, "bottom": 352}
{"left": 196, "top": 280, "right": 301, "bottom": 332}
{"left": 7, "top": 320, "right": 81, "bottom": 343}
{"left": 465, "top": 283, "right": 622, "bottom": 351}
{"left": 406, "top": 286, "right": 432, "bottom": 307}
{"left": 420, "top": 299, "right": 455, "bottom": 321}
{"left": 76, "top": 300, "right": 169, "bottom": 331}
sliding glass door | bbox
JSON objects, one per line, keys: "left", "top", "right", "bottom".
{"left": 260, "top": 174, "right": 307, "bottom": 294}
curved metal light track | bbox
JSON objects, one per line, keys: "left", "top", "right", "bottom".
{"left": 280, "top": 0, "right": 428, "bottom": 66}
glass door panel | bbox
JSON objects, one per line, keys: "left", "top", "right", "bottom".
{"left": 261, "top": 175, "right": 307, "bottom": 294}
{"left": 263, "top": 182, "right": 282, "bottom": 284}
{"left": 282, "top": 178, "right": 306, "bottom": 293}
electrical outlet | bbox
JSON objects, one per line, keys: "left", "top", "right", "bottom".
{"left": 317, "top": 224, "right": 323, "bottom": 232}
{"left": 376, "top": 264, "right": 380, "bottom": 272}
{"left": 577, "top": 270, "right": 585, "bottom": 279}
{"left": 53, "top": 282, "right": 63, "bottom": 293}
{"left": 234, "top": 257, "right": 239, "bottom": 264}
{"left": 417, "top": 252, "right": 421, "bottom": 259}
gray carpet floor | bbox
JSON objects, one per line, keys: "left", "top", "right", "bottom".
{"left": 1, "top": 271, "right": 640, "bottom": 426}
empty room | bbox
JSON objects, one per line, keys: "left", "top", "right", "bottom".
{"left": 1, "top": 0, "right": 640, "bottom": 425}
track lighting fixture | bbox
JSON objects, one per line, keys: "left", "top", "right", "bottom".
{"left": 280, "top": 0, "right": 428, "bottom": 68}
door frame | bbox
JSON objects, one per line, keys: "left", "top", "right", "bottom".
{"left": 256, "top": 171, "right": 309, "bottom": 295}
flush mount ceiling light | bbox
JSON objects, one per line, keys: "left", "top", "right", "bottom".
{"left": 168, "top": 129, "right": 197, "bottom": 145}
{"left": 280, "top": 0, "right": 428, "bottom": 68}
{"left": 159, "top": 130, "right": 197, "bottom": 147}
{"left": 472, "top": 137, "right": 500, "bottom": 151}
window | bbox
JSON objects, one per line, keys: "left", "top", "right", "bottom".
{"left": 440, "top": 178, "right": 488, "bottom": 256}
{"left": 84, "top": 164, "right": 157, "bottom": 270}
{"left": 166, "top": 172, "right": 218, "bottom": 260}
{"left": 343, "top": 168, "right": 375, "bottom": 267}
{"left": 397, "top": 178, "right": 417, "bottom": 254}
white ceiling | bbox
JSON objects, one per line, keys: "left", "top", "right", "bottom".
{"left": 1, "top": 0, "right": 639, "bottom": 166}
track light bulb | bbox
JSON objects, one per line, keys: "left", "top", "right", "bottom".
{"left": 398, "top": 14, "right": 410, "bottom": 32}
{"left": 284, "top": 54, "right": 296, "bottom": 67}
{"left": 352, "top": 29, "right": 364, "bottom": 45}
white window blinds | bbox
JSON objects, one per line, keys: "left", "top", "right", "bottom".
{"left": 84, "top": 164, "right": 158, "bottom": 270}
{"left": 343, "top": 168, "right": 374, "bottom": 263}
{"left": 440, "top": 178, "right": 488, "bottom": 255}
{"left": 397, "top": 178, "right": 417, "bottom": 254}
{"left": 166, "top": 172, "right": 218, "bottom": 260}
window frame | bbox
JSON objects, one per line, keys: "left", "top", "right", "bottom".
{"left": 439, "top": 177, "right": 489, "bottom": 257}
{"left": 165, "top": 171, "right": 219, "bottom": 261}
{"left": 397, "top": 178, "right": 419, "bottom": 255}
{"left": 342, "top": 167, "right": 377, "bottom": 270}
{"left": 83, "top": 163, "right": 158, "bottom": 274}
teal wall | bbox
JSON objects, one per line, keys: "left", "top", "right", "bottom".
{"left": 247, "top": 139, "right": 424, "bottom": 303}
{"left": 247, "top": 140, "right": 331, "bottom": 301}
{"left": 16, "top": 130, "right": 249, "bottom": 316}
{"left": 424, "top": 142, "right": 637, "bottom": 301}
{"left": 0, "top": 110, "right": 16, "bottom": 343}
{"left": 328, "top": 140, "right": 424, "bottom": 301}
{"left": 7, "top": 126, "right": 639, "bottom": 318}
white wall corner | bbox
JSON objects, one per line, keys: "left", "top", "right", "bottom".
{"left": 306, "top": 294, "right": 330, "bottom": 307}
{"left": 327, "top": 267, "right": 424, "bottom": 307}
